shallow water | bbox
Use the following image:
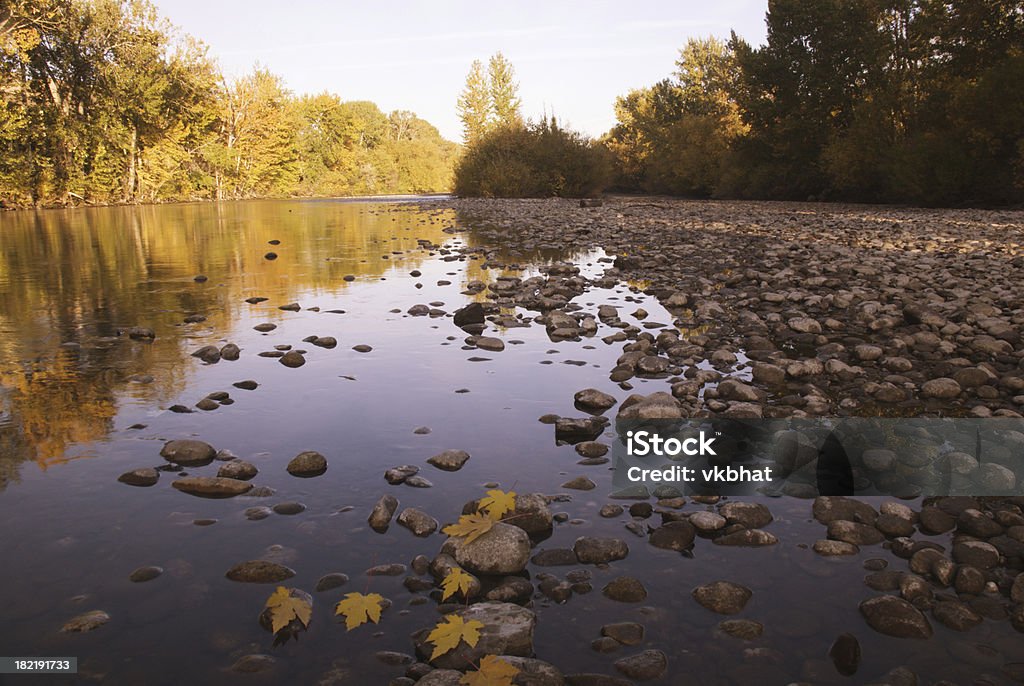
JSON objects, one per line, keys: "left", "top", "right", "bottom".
{"left": 0, "top": 199, "right": 1020, "bottom": 685}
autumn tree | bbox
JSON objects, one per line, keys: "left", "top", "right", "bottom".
{"left": 488, "top": 51, "right": 521, "bottom": 127}
{"left": 457, "top": 59, "right": 490, "bottom": 145}
{"left": 457, "top": 52, "right": 523, "bottom": 145}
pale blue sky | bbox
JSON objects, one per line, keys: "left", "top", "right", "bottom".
{"left": 153, "top": 1, "right": 769, "bottom": 142}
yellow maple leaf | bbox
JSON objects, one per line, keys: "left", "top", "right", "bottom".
{"left": 441, "top": 567, "right": 475, "bottom": 601}
{"left": 264, "top": 586, "right": 313, "bottom": 635}
{"left": 442, "top": 513, "right": 494, "bottom": 545}
{"left": 334, "top": 592, "right": 385, "bottom": 631}
{"left": 461, "top": 655, "right": 520, "bottom": 686}
{"left": 427, "top": 614, "right": 484, "bottom": 661}
{"left": 479, "top": 489, "right": 516, "bottom": 521}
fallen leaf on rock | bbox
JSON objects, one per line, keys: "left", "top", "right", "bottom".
{"left": 442, "top": 513, "right": 494, "bottom": 544}
{"left": 264, "top": 586, "right": 312, "bottom": 634}
{"left": 441, "top": 567, "right": 474, "bottom": 601}
{"left": 479, "top": 489, "right": 516, "bottom": 521}
{"left": 461, "top": 655, "right": 519, "bottom": 686}
{"left": 427, "top": 614, "right": 484, "bottom": 661}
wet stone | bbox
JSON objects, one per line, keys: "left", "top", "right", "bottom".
{"left": 217, "top": 460, "right": 258, "bottom": 480}
{"left": 614, "top": 650, "right": 667, "bottom": 681}
{"left": 129, "top": 566, "right": 163, "bottom": 583}
{"left": 385, "top": 465, "right": 419, "bottom": 484}
{"left": 245, "top": 506, "right": 273, "bottom": 521}
{"left": 225, "top": 560, "right": 295, "bottom": 583}
{"left": 287, "top": 450, "right": 328, "bottom": 477}
{"left": 602, "top": 576, "right": 648, "bottom": 602}
{"left": 172, "top": 477, "right": 252, "bottom": 498}
{"left": 279, "top": 351, "right": 306, "bottom": 368}
{"left": 61, "top": 610, "right": 111, "bottom": 633}
{"left": 118, "top": 468, "right": 159, "bottom": 487}
{"left": 718, "top": 619, "right": 763, "bottom": 640}
{"left": 369, "top": 494, "right": 399, "bottom": 531}
{"left": 574, "top": 537, "right": 629, "bottom": 564}
{"left": 272, "top": 502, "right": 306, "bottom": 515}
{"left": 829, "top": 633, "right": 861, "bottom": 677}
{"left": 601, "top": 622, "right": 644, "bottom": 645}
{"left": 562, "top": 476, "right": 596, "bottom": 490}
{"left": 397, "top": 508, "right": 438, "bottom": 537}
{"left": 692, "top": 581, "right": 752, "bottom": 615}
{"left": 575, "top": 441, "right": 609, "bottom": 458}
{"left": 427, "top": 449, "right": 470, "bottom": 472}
{"left": 859, "top": 595, "right": 933, "bottom": 638}
{"left": 600, "top": 504, "right": 624, "bottom": 518}
{"left": 367, "top": 564, "right": 406, "bottom": 576}
{"left": 160, "top": 439, "right": 216, "bottom": 466}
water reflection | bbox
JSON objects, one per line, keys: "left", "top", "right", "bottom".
{"left": 0, "top": 200, "right": 469, "bottom": 485}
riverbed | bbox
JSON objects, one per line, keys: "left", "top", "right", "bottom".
{"left": 0, "top": 197, "right": 1022, "bottom": 685}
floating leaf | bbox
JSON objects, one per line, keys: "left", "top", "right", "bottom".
{"left": 427, "top": 614, "right": 484, "bottom": 661}
{"left": 334, "top": 592, "right": 385, "bottom": 631}
{"left": 479, "top": 489, "right": 516, "bottom": 521}
{"left": 442, "top": 513, "right": 494, "bottom": 545}
{"left": 441, "top": 567, "right": 475, "bottom": 601}
{"left": 264, "top": 586, "right": 313, "bottom": 635}
{"left": 461, "top": 655, "right": 520, "bottom": 686}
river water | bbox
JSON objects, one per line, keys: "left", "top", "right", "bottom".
{"left": 0, "top": 199, "right": 1019, "bottom": 685}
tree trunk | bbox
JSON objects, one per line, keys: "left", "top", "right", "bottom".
{"left": 124, "top": 125, "right": 137, "bottom": 203}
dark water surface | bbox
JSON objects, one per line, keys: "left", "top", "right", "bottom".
{"left": 0, "top": 199, "right": 1020, "bottom": 685}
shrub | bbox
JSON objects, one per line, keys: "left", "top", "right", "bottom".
{"left": 454, "top": 119, "right": 611, "bottom": 198}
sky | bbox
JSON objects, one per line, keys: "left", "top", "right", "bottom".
{"left": 152, "top": 1, "right": 770, "bottom": 142}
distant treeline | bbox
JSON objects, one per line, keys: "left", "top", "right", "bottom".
{"left": 606, "top": 0, "right": 1024, "bottom": 206}
{"left": 0, "top": 1, "right": 458, "bottom": 207}
{"left": 455, "top": 1, "right": 1022, "bottom": 205}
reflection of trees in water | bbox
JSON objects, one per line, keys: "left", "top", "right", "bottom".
{"left": 0, "top": 200, "right": 458, "bottom": 487}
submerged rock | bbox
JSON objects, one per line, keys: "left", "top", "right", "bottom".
{"left": 61, "top": 610, "right": 111, "bottom": 633}
{"left": 225, "top": 560, "right": 296, "bottom": 583}
{"left": 287, "top": 451, "right": 328, "bottom": 477}
{"left": 692, "top": 581, "right": 752, "bottom": 615}
{"left": 859, "top": 595, "right": 933, "bottom": 638}
{"left": 118, "top": 468, "right": 159, "bottom": 487}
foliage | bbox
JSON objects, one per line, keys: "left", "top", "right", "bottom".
{"left": 264, "top": 586, "right": 312, "bottom": 635}
{"left": 457, "top": 52, "right": 522, "bottom": 145}
{"left": 461, "top": 655, "right": 519, "bottom": 686}
{"left": 604, "top": 37, "right": 746, "bottom": 196}
{"left": 426, "top": 614, "right": 484, "bottom": 661}
{"left": 606, "top": 2, "right": 1024, "bottom": 206}
{"left": 455, "top": 118, "right": 612, "bottom": 198}
{"left": 0, "top": 0, "right": 456, "bottom": 207}
{"left": 441, "top": 567, "right": 476, "bottom": 601}
{"left": 479, "top": 489, "right": 516, "bottom": 520}
{"left": 334, "top": 592, "right": 386, "bottom": 631}
{"left": 442, "top": 513, "right": 495, "bottom": 545}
